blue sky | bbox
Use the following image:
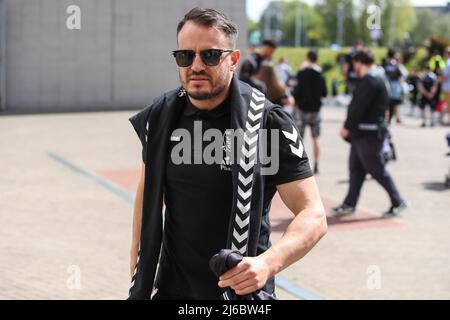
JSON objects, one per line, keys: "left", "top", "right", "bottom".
{"left": 246, "top": 0, "right": 449, "bottom": 21}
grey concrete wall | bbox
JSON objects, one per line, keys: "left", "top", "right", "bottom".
{"left": 1, "top": 0, "right": 246, "bottom": 112}
{"left": 0, "top": 0, "right": 6, "bottom": 110}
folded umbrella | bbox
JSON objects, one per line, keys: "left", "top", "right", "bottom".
{"left": 209, "top": 249, "right": 277, "bottom": 300}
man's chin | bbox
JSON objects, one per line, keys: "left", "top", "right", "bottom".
{"left": 185, "top": 82, "right": 227, "bottom": 101}
{"left": 187, "top": 89, "right": 213, "bottom": 100}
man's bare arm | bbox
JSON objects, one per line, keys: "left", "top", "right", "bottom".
{"left": 418, "top": 83, "right": 426, "bottom": 96}
{"left": 130, "top": 162, "right": 145, "bottom": 278}
{"left": 260, "top": 177, "right": 327, "bottom": 275}
{"left": 430, "top": 82, "right": 439, "bottom": 99}
{"left": 418, "top": 83, "right": 433, "bottom": 100}
{"left": 218, "top": 176, "right": 327, "bottom": 295}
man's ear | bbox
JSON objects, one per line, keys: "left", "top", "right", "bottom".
{"left": 230, "top": 50, "right": 241, "bottom": 72}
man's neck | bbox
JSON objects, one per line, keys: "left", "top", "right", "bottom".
{"left": 359, "top": 65, "right": 370, "bottom": 78}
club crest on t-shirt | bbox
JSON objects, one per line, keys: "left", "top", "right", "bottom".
{"left": 220, "top": 129, "right": 233, "bottom": 171}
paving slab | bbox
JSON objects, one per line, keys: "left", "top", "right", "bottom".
{"left": 1, "top": 102, "right": 449, "bottom": 299}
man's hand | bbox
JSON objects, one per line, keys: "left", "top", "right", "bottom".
{"left": 340, "top": 127, "right": 350, "bottom": 140}
{"left": 218, "top": 256, "right": 271, "bottom": 295}
{"left": 217, "top": 177, "right": 327, "bottom": 296}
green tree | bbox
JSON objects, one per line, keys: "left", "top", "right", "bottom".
{"left": 380, "top": 0, "right": 417, "bottom": 47}
{"left": 247, "top": 18, "right": 258, "bottom": 34}
{"left": 313, "top": 0, "right": 416, "bottom": 47}
{"left": 354, "top": 0, "right": 386, "bottom": 45}
{"left": 255, "top": 0, "right": 421, "bottom": 48}
{"left": 411, "top": 9, "right": 450, "bottom": 47}
{"left": 279, "top": 1, "right": 326, "bottom": 47}
{"left": 315, "top": 0, "right": 357, "bottom": 46}
{"left": 410, "top": 9, "right": 436, "bottom": 46}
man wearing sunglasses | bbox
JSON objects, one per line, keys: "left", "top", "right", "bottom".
{"left": 128, "top": 7, "right": 327, "bottom": 300}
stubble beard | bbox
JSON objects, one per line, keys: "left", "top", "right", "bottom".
{"left": 182, "top": 72, "right": 230, "bottom": 101}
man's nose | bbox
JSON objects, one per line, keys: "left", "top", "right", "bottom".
{"left": 190, "top": 53, "right": 206, "bottom": 72}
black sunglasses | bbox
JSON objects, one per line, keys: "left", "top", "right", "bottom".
{"left": 172, "top": 49, "right": 234, "bottom": 67}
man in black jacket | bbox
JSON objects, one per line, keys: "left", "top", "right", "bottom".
{"left": 333, "top": 49, "right": 407, "bottom": 216}
{"left": 293, "top": 50, "right": 327, "bottom": 174}
{"left": 128, "top": 7, "right": 327, "bottom": 300}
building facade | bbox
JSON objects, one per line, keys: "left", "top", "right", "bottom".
{"left": 0, "top": 0, "right": 246, "bottom": 113}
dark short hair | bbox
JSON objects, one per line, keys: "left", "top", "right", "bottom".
{"left": 307, "top": 50, "right": 318, "bottom": 62}
{"left": 261, "top": 39, "right": 277, "bottom": 49}
{"left": 387, "top": 48, "right": 396, "bottom": 59}
{"left": 177, "top": 7, "right": 238, "bottom": 48}
{"left": 352, "top": 49, "right": 375, "bottom": 65}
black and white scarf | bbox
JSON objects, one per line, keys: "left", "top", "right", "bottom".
{"left": 128, "top": 76, "right": 274, "bottom": 300}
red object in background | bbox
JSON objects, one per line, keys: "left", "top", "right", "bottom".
{"left": 436, "top": 100, "right": 449, "bottom": 112}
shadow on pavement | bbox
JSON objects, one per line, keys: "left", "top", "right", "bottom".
{"left": 325, "top": 215, "right": 391, "bottom": 226}
{"left": 421, "top": 181, "right": 450, "bottom": 192}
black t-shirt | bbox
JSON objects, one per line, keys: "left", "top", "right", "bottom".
{"left": 383, "top": 60, "right": 402, "bottom": 81}
{"left": 407, "top": 75, "right": 419, "bottom": 93}
{"left": 131, "top": 95, "right": 313, "bottom": 299}
{"left": 344, "top": 74, "right": 388, "bottom": 135}
{"left": 293, "top": 66, "right": 328, "bottom": 112}
{"left": 420, "top": 72, "right": 437, "bottom": 92}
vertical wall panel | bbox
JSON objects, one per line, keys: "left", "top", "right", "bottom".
{"left": 3, "top": 0, "right": 247, "bottom": 112}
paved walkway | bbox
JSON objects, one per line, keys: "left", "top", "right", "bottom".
{"left": 1, "top": 102, "right": 449, "bottom": 299}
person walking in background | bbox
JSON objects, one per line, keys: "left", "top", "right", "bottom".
{"left": 242, "top": 46, "right": 294, "bottom": 108}
{"left": 439, "top": 47, "right": 450, "bottom": 125}
{"left": 255, "top": 60, "right": 291, "bottom": 106}
{"left": 342, "top": 40, "right": 364, "bottom": 95}
{"left": 418, "top": 65, "right": 439, "bottom": 127}
{"left": 333, "top": 49, "right": 407, "bottom": 217}
{"left": 406, "top": 68, "right": 420, "bottom": 116}
{"left": 383, "top": 49, "right": 407, "bottom": 125}
{"left": 292, "top": 50, "right": 328, "bottom": 174}
{"left": 275, "top": 57, "right": 293, "bottom": 86}
{"left": 238, "top": 39, "right": 277, "bottom": 93}
{"left": 429, "top": 50, "right": 446, "bottom": 123}
{"left": 429, "top": 50, "right": 446, "bottom": 74}
{"left": 331, "top": 75, "right": 339, "bottom": 97}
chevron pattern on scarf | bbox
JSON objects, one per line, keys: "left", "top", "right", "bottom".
{"left": 128, "top": 249, "right": 140, "bottom": 298}
{"left": 231, "top": 88, "right": 265, "bottom": 255}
